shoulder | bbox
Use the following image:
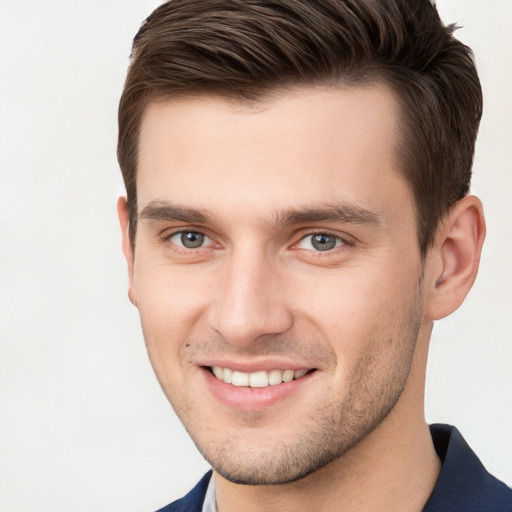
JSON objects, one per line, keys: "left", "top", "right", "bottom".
{"left": 155, "top": 471, "right": 213, "bottom": 512}
{"left": 424, "top": 424, "right": 512, "bottom": 511}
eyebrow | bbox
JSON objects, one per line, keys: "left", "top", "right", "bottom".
{"left": 139, "top": 201, "right": 216, "bottom": 224}
{"left": 273, "top": 204, "right": 380, "bottom": 227}
{"left": 139, "top": 200, "right": 380, "bottom": 227}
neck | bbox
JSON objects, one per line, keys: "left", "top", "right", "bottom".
{"left": 214, "top": 324, "right": 440, "bottom": 512}
{"left": 214, "top": 421, "right": 440, "bottom": 512}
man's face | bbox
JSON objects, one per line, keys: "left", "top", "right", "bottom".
{"left": 123, "top": 86, "right": 432, "bottom": 484}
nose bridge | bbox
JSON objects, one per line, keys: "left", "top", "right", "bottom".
{"left": 208, "top": 243, "right": 293, "bottom": 346}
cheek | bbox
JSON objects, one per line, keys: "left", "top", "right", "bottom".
{"left": 134, "top": 258, "right": 213, "bottom": 324}
{"left": 290, "top": 261, "right": 421, "bottom": 358}
{"left": 133, "top": 261, "right": 216, "bottom": 374}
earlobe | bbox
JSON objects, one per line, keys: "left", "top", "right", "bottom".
{"left": 117, "top": 196, "right": 137, "bottom": 307}
{"left": 426, "top": 195, "right": 486, "bottom": 320}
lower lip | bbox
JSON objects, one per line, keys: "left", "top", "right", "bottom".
{"left": 202, "top": 368, "right": 316, "bottom": 411}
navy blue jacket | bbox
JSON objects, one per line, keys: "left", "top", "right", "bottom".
{"left": 157, "top": 424, "right": 512, "bottom": 511}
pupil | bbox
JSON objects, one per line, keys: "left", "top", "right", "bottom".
{"left": 312, "top": 234, "right": 336, "bottom": 251}
{"left": 181, "top": 231, "right": 204, "bottom": 248}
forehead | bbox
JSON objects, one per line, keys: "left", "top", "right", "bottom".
{"left": 137, "top": 85, "right": 412, "bottom": 225}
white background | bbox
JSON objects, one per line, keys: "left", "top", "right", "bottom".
{"left": 0, "top": 1, "right": 510, "bottom": 511}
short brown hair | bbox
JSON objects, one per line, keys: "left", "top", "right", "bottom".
{"left": 118, "top": 0, "right": 482, "bottom": 255}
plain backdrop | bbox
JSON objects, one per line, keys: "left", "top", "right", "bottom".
{"left": 0, "top": 1, "right": 511, "bottom": 511}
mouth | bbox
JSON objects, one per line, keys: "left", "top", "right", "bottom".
{"left": 208, "top": 366, "right": 315, "bottom": 388}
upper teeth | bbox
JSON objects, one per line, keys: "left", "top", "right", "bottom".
{"left": 211, "top": 367, "right": 309, "bottom": 387}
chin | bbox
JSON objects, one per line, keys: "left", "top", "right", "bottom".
{"left": 191, "top": 408, "right": 382, "bottom": 486}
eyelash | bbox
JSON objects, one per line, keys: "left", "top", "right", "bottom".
{"left": 161, "top": 229, "right": 352, "bottom": 256}
{"left": 293, "top": 231, "right": 352, "bottom": 254}
{"left": 161, "top": 229, "right": 215, "bottom": 253}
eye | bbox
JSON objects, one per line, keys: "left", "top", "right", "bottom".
{"left": 169, "top": 231, "right": 212, "bottom": 249}
{"left": 297, "top": 233, "right": 344, "bottom": 252}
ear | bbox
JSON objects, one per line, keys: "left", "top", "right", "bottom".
{"left": 117, "top": 196, "right": 137, "bottom": 307}
{"left": 425, "top": 195, "right": 486, "bottom": 320}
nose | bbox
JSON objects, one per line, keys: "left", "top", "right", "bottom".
{"left": 207, "top": 246, "right": 294, "bottom": 347}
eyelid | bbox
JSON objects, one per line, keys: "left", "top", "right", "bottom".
{"left": 292, "top": 230, "right": 354, "bottom": 252}
{"left": 162, "top": 228, "right": 216, "bottom": 249}
{"left": 158, "top": 226, "right": 353, "bottom": 253}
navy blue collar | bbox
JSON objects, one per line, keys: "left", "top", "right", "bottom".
{"left": 157, "top": 470, "right": 212, "bottom": 512}
{"left": 423, "top": 423, "right": 511, "bottom": 511}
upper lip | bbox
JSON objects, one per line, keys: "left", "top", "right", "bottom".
{"left": 199, "top": 359, "right": 316, "bottom": 373}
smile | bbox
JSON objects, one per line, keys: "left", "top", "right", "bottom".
{"left": 210, "top": 366, "right": 311, "bottom": 388}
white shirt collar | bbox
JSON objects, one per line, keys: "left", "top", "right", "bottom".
{"left": 201, "top": 473, "right": 217, "bottom": 512}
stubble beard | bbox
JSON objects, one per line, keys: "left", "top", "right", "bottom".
{"left": 146, "top": 271, "right": 426, "bottom": 486}
{"left": 175, "top": 296, "right": 424, "bottom": 486}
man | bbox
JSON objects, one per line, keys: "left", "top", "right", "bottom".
{"left": 116, "top": 0, "right": 512, "bottom": 510}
